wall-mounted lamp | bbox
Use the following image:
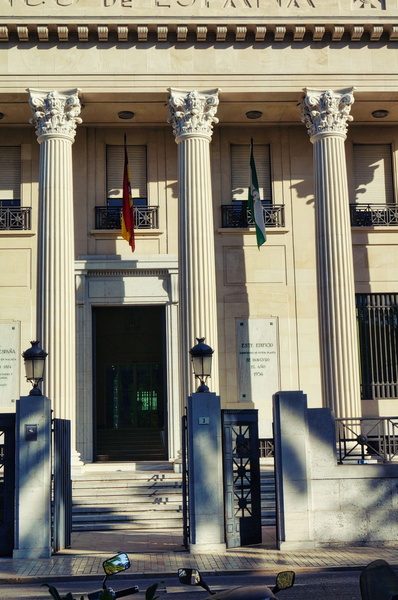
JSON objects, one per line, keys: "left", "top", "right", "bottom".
{"left": 118, "top": 111, "right": 135, "bottom": 120}
{"left": 372, "top": 110, "right": 389, "bottom": 119}
{"left": 246, "top": 110, "right": 263, "bottom": 120}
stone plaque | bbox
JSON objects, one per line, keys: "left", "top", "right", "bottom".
{"left": 0, "top": 322, "right": 20, "bottom": 407}
{"left": 236, "top": 318, "right": 279, "bottom": 438}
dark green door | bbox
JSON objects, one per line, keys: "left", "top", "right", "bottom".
{"left": 93, "top": 306, "right": 167, "bottom": 461}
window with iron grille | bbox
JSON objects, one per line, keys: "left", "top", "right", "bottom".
{"left": 106, "top": 145, "right": 147, "bottom": 207}
{"left": 356, "top": 293, "right": 398, "bottom": 399}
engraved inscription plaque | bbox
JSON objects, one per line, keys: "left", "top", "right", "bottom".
{"left": 0, "top": 322, "right": 20, "bottom": 407}
{"left": 236, "top": 318, "right": 279, "bottom": 438}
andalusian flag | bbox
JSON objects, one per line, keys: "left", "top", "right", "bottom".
{"left": 121, "top": 136, "right": 135, "bottom": 252}
{"left": 248, "top": 138, "right": 266, "bottom": 248}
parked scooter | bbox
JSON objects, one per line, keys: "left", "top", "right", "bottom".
{"left": 43, "top": 552, "right": 140, "bottom": 600}
{"left": 360, "top": 559, "right": 398, "bottom": 600}
{"left": 178, "top": 567, "right": 295, "bottom": 599}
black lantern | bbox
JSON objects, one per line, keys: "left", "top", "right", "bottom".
{"left": 189, "top": 337, "right": 214, "bottom": 393}
{"left": 22, "top": 340, "right": 47, "bottom": 396}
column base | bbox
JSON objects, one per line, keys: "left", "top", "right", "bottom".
{"left": 71, "top": 449, "right": 85, "bottom": 476}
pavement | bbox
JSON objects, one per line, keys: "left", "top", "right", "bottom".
{"left": 1, "top": 527, "right": 398, "bottom": 584}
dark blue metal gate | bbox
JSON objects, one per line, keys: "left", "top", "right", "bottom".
{"left": 53, "top": 418, "right": 72, "bottom": 552}
{"left": 0, "top": 414, "right": 15, "bottom": 556}
{"left": 222, "top": 409, "right": 262, "bottom": 548}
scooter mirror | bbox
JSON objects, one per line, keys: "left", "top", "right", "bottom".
{"left": 274, "top": 571, "right": 295, "bottom": 592}
{"left": 103, "top": 552, "right": 131, "bottom": 576}
{"left": 178, "top": 568, "right": 202, "bottom": 586}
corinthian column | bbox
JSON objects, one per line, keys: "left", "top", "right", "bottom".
{"left": 28, "top": 89, "right": 82, "bottom": 452}
{"left": 168, "top": 89, "right": 219, "bottom": 402}
{"left": 301, "top": 88, "right": 361, "bottom": 419}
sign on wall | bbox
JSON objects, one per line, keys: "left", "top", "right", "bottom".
{"left": 236, "top": 318, "right": 279, "bottom": 438}
{"left": 0, "top": 322, "right": 20, "bottom": 408}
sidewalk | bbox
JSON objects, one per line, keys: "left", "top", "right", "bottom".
{"left": 1, "top": 527, "right": 398, "bottom": 584}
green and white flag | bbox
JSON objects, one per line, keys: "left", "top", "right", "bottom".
{"left": 248, "top": 138, "right": 266, "bottom": 248}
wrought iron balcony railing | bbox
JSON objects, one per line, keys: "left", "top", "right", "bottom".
{"left": 0, "top": 207, "right": 31, "bottom": 230}
{"left": 95, "top": 206, "right": 159, "bottom": 230}
{"left": 335, "top": 417, "right": 398, "bottom": 463}
{"left": 221, "top": 204, "right": 285, "bottom": 229}
{"left": 350, "top": 203, "right": 398, "bottom": 227}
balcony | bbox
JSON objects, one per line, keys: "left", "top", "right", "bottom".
{"left": 350, "top": 203, "right": 398, "bottom": 227}
{"left": 95, "top": 206, "right": 159, "bottom": 230}
{"left": 221, "top": 204, "right": 285, "bottom": 228}
{"left": 0, "top": 207, "right": 31, "bottom": 230}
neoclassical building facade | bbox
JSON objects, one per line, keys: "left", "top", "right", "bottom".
{"left": 1, "top": 0, "right": 398, "bottom": 464}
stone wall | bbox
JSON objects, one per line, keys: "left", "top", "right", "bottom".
{"left": 274, "top": 391, "right": 398, "bottom": 549}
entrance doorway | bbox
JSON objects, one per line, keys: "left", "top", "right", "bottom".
{"left": 93, "top": 306, "right": 167, "bottom": 461}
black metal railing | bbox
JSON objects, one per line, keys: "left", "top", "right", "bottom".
{"left": 336, "top": 417, "right": 398, "bottom": 463}
{"left": 95, "top": 206, "right": 159, "bottom": 230}
{"left": 0, "top": 207, "right": 31, "bottom": 230}
{"left": 221, "top": 204, "right": 284, "bottom": 228}
{"left": 350, "top": 203, "right": 398, "bottom": 227}
{"left": 259, "top": 438, "right": 274, "bottom": 458}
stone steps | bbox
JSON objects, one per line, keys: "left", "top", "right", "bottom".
{"left": 72, "top": 464, "right": 276, "bottom": 532}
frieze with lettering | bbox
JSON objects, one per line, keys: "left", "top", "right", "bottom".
{"left": 0, "top": 0, "right": 392, "bottom": 13}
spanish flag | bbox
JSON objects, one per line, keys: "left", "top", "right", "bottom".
{"left": 121, "top": 137, "right": 135, "bottom": 252}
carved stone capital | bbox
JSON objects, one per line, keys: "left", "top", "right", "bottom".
{"left": 167, "top": 88, "right": 219, "bottom": 141}
{"left": 301, "top": 88, "right": 354, "bottom": 140}
{"left": 28, "top": 89, "right": 82, "bottom": 142}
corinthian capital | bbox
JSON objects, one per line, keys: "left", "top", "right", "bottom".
{"left": 301, "top": 88, "right": 354, "bottom": 140}
{"left": 168, "top": 88, "right": 219, "bottom": 141}
{"left": 28, "top": 89, "right": 82, "bottom": 142}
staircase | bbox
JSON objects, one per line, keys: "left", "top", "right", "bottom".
{"left": 72, "top": 463, "right": 276, "bottom": 533}
{"left": 261, "top": 466, "right": 276, "bottom": 527}
{"left": 96, "top": 428, "right": 166, "bottom": 462}
{"left": 72, "top": 465, "right": 183, "bottom": 532}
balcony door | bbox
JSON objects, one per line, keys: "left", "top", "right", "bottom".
{"left": 93, "top": 306, "right": 167, "bottom": 461}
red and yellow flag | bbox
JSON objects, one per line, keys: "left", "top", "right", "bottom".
{"left": 121, "top": 139, "right": 135, "bottom": 252}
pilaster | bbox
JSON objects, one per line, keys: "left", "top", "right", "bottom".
{"left": 301, "top": 88, "right": 361, "bottom": 419}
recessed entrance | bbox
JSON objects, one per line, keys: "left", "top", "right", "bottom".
{"left": 93, "top": 306, "right": 167, "bottom": 461}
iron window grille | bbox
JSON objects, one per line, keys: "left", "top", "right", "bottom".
{"left": 0, "top": 206, "right": 31, "bottom": 230}
{"left": 95, "top": 206, "right": 159, "bottom": 230}
{"left": 221, "top": 203, "right": 284, "bottom": 228}
{"left": 350, "top": 203, "right": 398, "bottom": 226}
{"left": 356, "top": 293, "right": 398, "bottom": 400}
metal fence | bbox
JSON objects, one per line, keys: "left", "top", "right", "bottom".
{"left": 335, "top": 417, "right": 398, "bottom": 463}
{"left": 221, "top": 204, "right": 284, "bottom": 228}
{"left": 0, "top": 207, "right": 31, "bottom": 230}
{"left": 350, "top": 203, "right": 398, "bottom": 226}
{"left": 95, "top": 206, "right": 159, "bottom": 230}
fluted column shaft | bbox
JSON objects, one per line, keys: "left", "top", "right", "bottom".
{"left": 168, "top": 89, "right": 219, "bottom": 401}
{"left": 302, "top": 88, "right": 361, "bottom": 418}
{"left": 28, "top": 89, "right": 82, "bottom": 448}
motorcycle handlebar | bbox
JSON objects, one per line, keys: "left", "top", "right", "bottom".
{"left": 115, "top": 585, "right": 140, "bottom": 597}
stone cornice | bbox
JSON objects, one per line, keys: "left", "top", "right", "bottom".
{"left": 1, "top": 21, "right": 398, "bottom": 44}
